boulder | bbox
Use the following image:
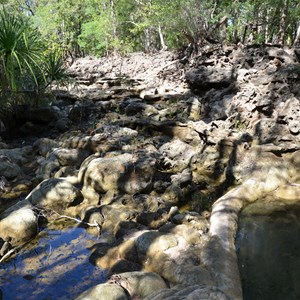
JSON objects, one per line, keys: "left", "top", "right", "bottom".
{"left": 80, "top": 153, "right": 156, "bottom": 201}
{"left": 0, "top": 200, "right": 38, "bottom": 244}
{"left": 49, "top": 147, "right": 90, "bottom": 167}
{"left": 186, "top": 67, "right": 235, "bottom": 91}
{"left": 26, "top": 178, "right": 82, "bottom": 212}
{"left": 106, "top": 271, "right": 168, "bottom": 299}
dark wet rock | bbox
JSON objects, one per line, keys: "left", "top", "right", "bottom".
{"left": 20, "top": 106, "right": 58, "bottom": 124}
{"left": 186, "top": 67, "right": 235, "bottom": 91}
{"left": 136, "top": 208, "right": 173, "bottom": 229}
{"left": 109, "top": 259, "right": 142, "bottom": 275}
{"left": 36, "top": 156, "right": 60, "bottom": 180}
{"left": 0, "top": 146, "right": 33, "bottom": 165}
{"left": 68, "top": 103, "right": 94, "bottom": 122}
{"left": 55, "top": 117, "right": 72, "bottom": 132}
{"left": 124, "top": 100, "right": 158, "bottom": 117}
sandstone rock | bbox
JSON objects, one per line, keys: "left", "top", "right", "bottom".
{"left": 26, "top": 178, "right": 82, "bottom": 212}
{"left": 0, "top": 200, "right": 38, "bottom": 244}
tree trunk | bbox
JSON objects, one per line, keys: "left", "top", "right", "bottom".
{"left": 158, "top": 24, "right": 167, "bottom": 51}
{"left": 278, "top": 0, "right": 289, "bottom": 46}
{"left": 293, "top": 22, "right": 300, "bottom": 46}
{"left": 110, "top": 0, "right": 117, "bottom": 53}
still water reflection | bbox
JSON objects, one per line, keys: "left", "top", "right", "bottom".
{"left": 236, "top": 212, "right": 300, "bottom": 300}
{"left": 0, "top": 222, "right": 107, "bottom": 300}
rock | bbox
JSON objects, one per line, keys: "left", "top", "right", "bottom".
{"left": 22, "top": 106, "right": 58, "bottom": 123}
{"left": 124, "top": 100, "right": 158, "bottom": 117}
{"left": 80, "top": 153, "right": 156, "bottom": 200}
{"left": 159, "top": 138, "right": 198, "bottom": 172}
{"left": 75, "top": 283, "right": 128, "bottom": 300}
{"left": 68, "top": 103, "right": 94, "bottom": 122}
{"left": 0, "top": 200, "right": 38, "bottom": 244}
{"left": 0, "top": 156, "right": 21, "bottom": 179}
{"left": 49, "top": 147, "right": 90, "bottom": 167}
{"left": 145, "top": 285, "right": 229, "bottom": 300}
{"left": 26, "top": 178, "right": 82, "bottom": 212}
{"left": 107, "top": 271, "right": 168, "bottom": 299}
{"left": 34, "top": 138, "right": 60, "bottom": 157}
{"left": 0, "top": 146, "right": 33, "bottom": 165}
{"left": 289, "top": 120, "right": 299, "bottom": 135}
{"left": 135, "top": 231, "right": 178, "bottom": 255}
{"left": 186, "top": 67, "right": 235, "bottom": 91}
{"left": 55, "top": 117, "right": 72, "bottom": 132}
{"left": 36, "top": 156, "right": 61, "bottom": 180}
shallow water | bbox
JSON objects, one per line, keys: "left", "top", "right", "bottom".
{"left": 236, "top": 212, "right": 300, "bottom": 300}
{"left": 0, "top": 222, "right": 107, "bottom": 300}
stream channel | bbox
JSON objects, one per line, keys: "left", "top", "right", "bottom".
{"left": 236, "top": 209, "right": 300, "bottom": 300}
{"left": 0, "top": 220, "right": 107, "bottom": 300}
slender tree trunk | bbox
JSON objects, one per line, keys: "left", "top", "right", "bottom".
{"left": 144, "top": 28, "right": 151, "bottom": 52}
{"left": 278, "top": 0, "right": 289, "bottom": 46}
{"left": 110, "top": 0, "right": 117, "bottom": 54}
{"left": 158, "top": 24, "right": 167, "bottom": 50}
{"left": 293, "top": 22, "right": 300, "bottom": 46}
{"left": 265, "top": 8, "right": 271, "bottom": 44}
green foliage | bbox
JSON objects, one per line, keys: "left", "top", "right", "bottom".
{"left": 0, "top": 9, "right": 43, "bottom": 93}
{"left": 2, "top": 0, "right": 300, "bottom": 56}
{"left": 0, "top": 8, "right": 67, "bottom": 108}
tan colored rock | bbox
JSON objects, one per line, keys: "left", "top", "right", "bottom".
{"left": 26, "top": 178, "right": 82, "bottom": 212}
{"left": 0, "top": 200, "right": 38, "bottom": 244}
{"left": 80, "top": 153, "right": 156, "bottom": 200}
{"left": 75, "top": 283, "right": 127, "bottom": 300}
{"left": 107, "top": 271, "right": 168, "bottom": 299}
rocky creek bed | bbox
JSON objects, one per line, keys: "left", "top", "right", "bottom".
{"left": 0, "top": 45, "right": 300, "bottom": 299}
